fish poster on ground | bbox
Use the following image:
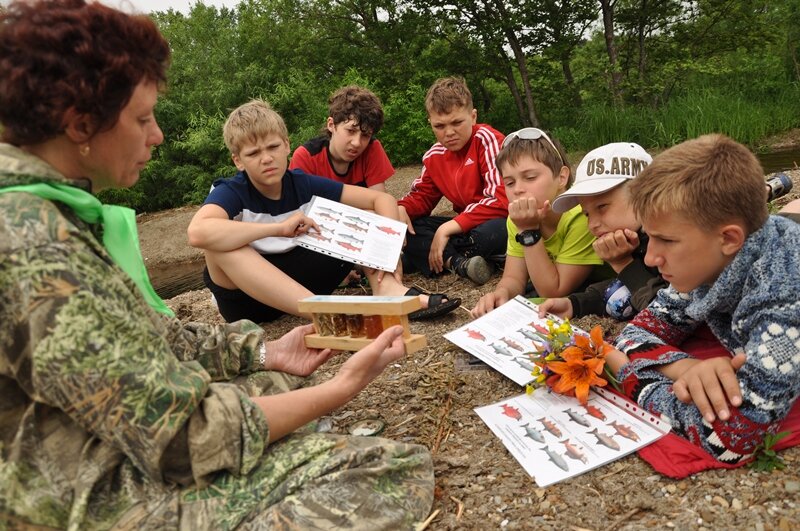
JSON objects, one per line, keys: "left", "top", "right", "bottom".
{"left": 295, "top": 196, "right": 407, "bottom": 272}
{"left": 443, "top": 295, "right": 563, "bottom": 386}
{"left": 475, "top": 387, "right": 671, "bottom": 487}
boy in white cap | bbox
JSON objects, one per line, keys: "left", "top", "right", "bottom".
{"left": 538, "top": 142, "right": 665, "bottom": 320}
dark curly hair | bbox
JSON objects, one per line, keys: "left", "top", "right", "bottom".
{"left": 0, "top": 0, "right": 170, "bottom": 145}
{"left": 326, "top": 85, "right": 384, "bottom": 137}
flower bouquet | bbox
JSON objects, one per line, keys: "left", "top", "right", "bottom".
{"left": 526, "top": 320, "right": 615, "bottom": 405}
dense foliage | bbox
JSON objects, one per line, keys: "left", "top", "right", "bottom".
{"left": 101, "top": 0, "right": 800, "bottom": 211}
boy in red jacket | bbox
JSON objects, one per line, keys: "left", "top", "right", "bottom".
{"left": 397, "top": 77, "right": 508, "bottom": 285}
{"left": 290, "top": 85, "right": 393, "bottom": 192}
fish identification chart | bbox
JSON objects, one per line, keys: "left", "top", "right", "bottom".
{"left": 444, "top": 296, "right": 566, "bottom": 386}
{"left": 295, "top": 196, "right": 407, "bottom": 272}
{"left": 475, "top": 387, "right": 670, "bottom": 487}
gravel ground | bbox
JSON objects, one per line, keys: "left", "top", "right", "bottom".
{"left": 140, "top": 150, "right": 800, "bottom": 531}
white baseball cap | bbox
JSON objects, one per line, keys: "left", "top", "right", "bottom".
{"left": 552, "top": 142, "right": 652, "bottom": 213}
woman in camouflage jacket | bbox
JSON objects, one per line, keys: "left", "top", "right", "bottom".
{"left": 0, "top": 1, "right": 433, "bottom": 529}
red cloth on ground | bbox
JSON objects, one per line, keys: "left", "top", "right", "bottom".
{"left": 635, "top": 324, "right": 800, "bottom": 478}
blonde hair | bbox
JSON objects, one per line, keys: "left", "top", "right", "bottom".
{"left": 629, "top": 134, "right": 768, "bottom": 235}
{"left": 425, "top": 76, "right": 473, "bottom": 115}
{"left": 496, "top": 135, "right": 572, "bottom": 188}
{"left": 223, "top": 99, "right": 288, "bottom": 155}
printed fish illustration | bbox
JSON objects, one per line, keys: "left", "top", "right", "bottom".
{"left": 584, "top": 404, "right": 607, "bottom": 421}
{"left": 589, "top": 428, "right": 621, "bottom": 451}
{"left": 345, "top": 215, "right": 370, "bottom": 225}
{"left": 338, "top": 233, "right": 365, "bottom": 245}
{"left": 528, "top": 322, "right": 550, "bottom": 335}
{"left": 501, "top": 337, "right": 525, "bottom": 351}
{"left": 318, "top": 212, "right": 340, "bottom": 222}
{"left": 317, "top": 206, "right": 340, "bottom": 215}
{"left": 376, "top": 225, "right": 401, "bottom": 236}
{"left": 465, "top": 328, "right": 486, "bottom": 341}
{"left": 305, "top": 232, "right": 331, "bottom": 243}
{"left": 517, "top": 328, "right": 539, "bottom": 341}
{"left": 564, "top": 408, "right": 591, "bottom": 427}
{"left": 342, "top": 222, "right": 368, "bottom": 233}
{"left": 318, "top": 223, "right": 335, "bottom": 233}
{"left": 521, "top": 423, "right": 545, "bottom": 443}
{"left": 561, "top": 439, "right": 588, "bottom": 463}
{"left": 513, "top": 358, "right": 536, "bottom": 372}
{"left": 336, "top": 241, "right": 362, "bottom": 252}
{"left": 608, "top": 421, "right": 640, "bottom": 442}
{"left": 500, "top": 404, "right": 522, "bottom": 421}
{"left": 538, "top": 417, "right": 562, "bottom": 438}
{"left": 491, "top": 343, "right": 513, "bottom": 357}
{"left": 542, "top": 445, "right": 569, "bottom": 471}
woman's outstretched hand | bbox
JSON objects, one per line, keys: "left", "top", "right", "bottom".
{"left": 332, "top": 325, "right": 405, "bottom": 399}
{"left": 264, "top": 324, "right": 336, "bottom": 376}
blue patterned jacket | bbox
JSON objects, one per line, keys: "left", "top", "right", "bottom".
{"left": 614, "top": 215, "right": 800, "bottom": 463}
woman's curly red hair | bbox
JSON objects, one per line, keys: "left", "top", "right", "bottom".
{"left": 0, "top": 0, "right": 170, "bottom": 145}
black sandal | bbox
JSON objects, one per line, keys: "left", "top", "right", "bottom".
{"left": 405, "top": 287, "right": 461, "bottom": 320}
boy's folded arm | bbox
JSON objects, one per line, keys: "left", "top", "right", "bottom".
{"left": 187, "top": 204, "right": 281, "bottom": 251}
{"left": 616, "top": 305, "right": 800, "bottom": 462}
{"left": 618, "top": 349, "right": 796, "bottom": 462}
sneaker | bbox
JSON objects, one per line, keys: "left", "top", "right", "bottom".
{"left": 452, "top": 255, "right": 494, "bottom": 285}
{"left": 486, "top": 253, "right": 506, "bottom": 270}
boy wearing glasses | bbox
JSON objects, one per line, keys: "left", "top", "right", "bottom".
{"left": 471, "top": 128, "right": 606, "bottom": 317}
{"left": 397, "top": 77, "right": 507, "bottom": 285}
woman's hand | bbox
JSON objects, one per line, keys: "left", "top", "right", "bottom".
{"left": 264, "top": 324, "right": 336, "bottom": 376}
{"left": 331, "top": 325, "right": 405, "bottom": 399}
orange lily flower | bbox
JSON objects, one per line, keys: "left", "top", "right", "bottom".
{"left": 547, "top": 347, "right": 608, "bottom": 404}
{"left": 561, "top": 325, "right": 612, "bottom": 361}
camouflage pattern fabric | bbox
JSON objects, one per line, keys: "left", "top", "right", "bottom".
{"left": 0, "top": 144, "right": 434, "bottom": 530}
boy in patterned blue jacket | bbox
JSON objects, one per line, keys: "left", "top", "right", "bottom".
{"left": 605, "top": 134, "right": 800, "bottom": 464}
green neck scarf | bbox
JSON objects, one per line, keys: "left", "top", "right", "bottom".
{"left": 0, "top": 181, "right": 174, "bottom": 317}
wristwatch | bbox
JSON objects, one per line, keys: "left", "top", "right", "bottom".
{"left": 259, "top": 342, "right": 268, "bottom": 369}
{"left": 515, "top": 229, "right": 542, "bottom": 247}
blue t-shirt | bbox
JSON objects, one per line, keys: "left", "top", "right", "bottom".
{"left": 204, "top": 168, "right": 343, "bottom": 254}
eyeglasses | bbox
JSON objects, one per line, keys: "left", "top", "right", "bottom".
{"left": 501, "top": 127, "right": 564, "bottom": 165}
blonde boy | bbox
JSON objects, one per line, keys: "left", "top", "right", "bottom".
{"left": 188, "top": 99, "right": 459, "bottom": 322}
{"left": 605, "top": 134, "right": 800, "bottom": 463}
{"left": 397, "top": 77, "right": 507, "bottom": 285}
{"left": 471, "top": 128, "right": 606, "bottom": 317}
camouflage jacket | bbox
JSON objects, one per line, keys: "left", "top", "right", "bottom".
{"left": 0, "top": 144, "right": 271, "bottom": 527}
